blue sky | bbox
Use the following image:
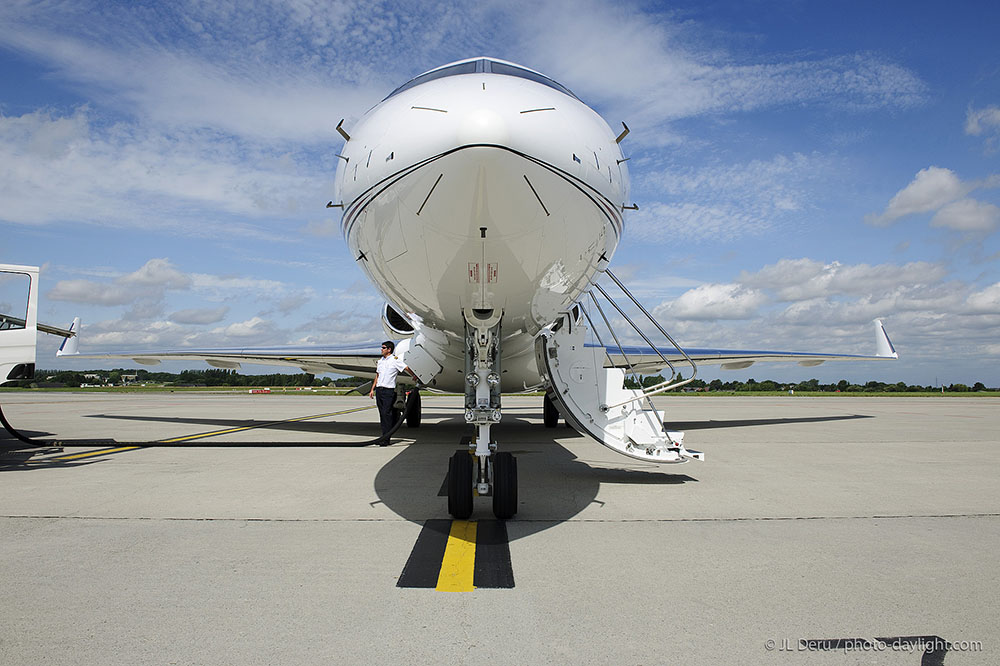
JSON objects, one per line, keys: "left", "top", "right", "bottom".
{"left": 2, "top": 0, "right": 999, "bottom": 386}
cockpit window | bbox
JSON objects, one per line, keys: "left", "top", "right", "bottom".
{"left": 487, "top": 61, "right": 579, "bottom": 100}
{"left": 383, "top": 59, "right": 579, "bottom": 102}
{"left": 383, "top": 61, "right": 479, "bottom": 100}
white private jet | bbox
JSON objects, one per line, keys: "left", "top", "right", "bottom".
{"left": 1, "top": 57, "right": 897, "bottom": 519}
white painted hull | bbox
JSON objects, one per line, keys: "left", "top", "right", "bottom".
{"left": 346, "top": 145, "right": 619, "bottom": 336}
{"left": 335, "top": 61, "right": 628, "bottom": 392}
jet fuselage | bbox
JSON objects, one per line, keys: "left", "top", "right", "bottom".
{"left": 335, "top": 58, "right": 629, "bottom": 391}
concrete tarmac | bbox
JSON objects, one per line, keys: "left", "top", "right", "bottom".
{"left": 1, "top": 392, "right": 997, "bottom": 665}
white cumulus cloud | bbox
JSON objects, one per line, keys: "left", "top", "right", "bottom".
{"left": 866, "top": 166, "right": 967, "bottom": 226}
{"left": 930, "top": 198, "right": 1000, "bottom": 232}
{"left": 47, "top": 280, "right": 137, "bottom": 306}
{"left": 741, "top": 259, "right": 948, "bottom": 302}
{"left": 659, "top": 283, "right": 768, "bottom": 320}
{"left": 47, "top": 258, "right": 192, "bottom": 307}
{"left": 119, "top": 258, "right": 192, "bottom": 289}
{"left": 966, "top": 283, "right": 1000, "bottom": 314}
{"left": 213, "top": 316, "right": 276, "bottom": 339}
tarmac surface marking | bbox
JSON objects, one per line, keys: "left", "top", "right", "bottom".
{"left": 38, "top": 404, "right": 379, "bottom": 461}
{"left": 398, "top": 519, "right": 515, "bottom": 591}
{"left": 1, "top": 392, "right": 997, "bottom": 665}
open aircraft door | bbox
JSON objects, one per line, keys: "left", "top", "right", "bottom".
{"left": 0, "top": 264, "right": 40, "bottom": 385}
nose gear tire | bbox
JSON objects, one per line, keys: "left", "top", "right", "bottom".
{"left": 492, "top": 451, "right": 517, "bottom": 519}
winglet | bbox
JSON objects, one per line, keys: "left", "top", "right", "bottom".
{"left": 56, "top": 317, "right": 80, "bottom": 356}
{"left": 874, "top": 319, "right": 897, "bottom": 358}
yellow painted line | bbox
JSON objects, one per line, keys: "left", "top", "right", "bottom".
{"left": 157, "top": 405, "right": 375, "bottom": 443}
{"left": 55, "top": 446, "right": 142, "bottom": 460}
{"left": 46, "top": 405, "right": 378, "bottom": 460}
{"left": 435, "top": 520, "right": 478, "bottom": 592}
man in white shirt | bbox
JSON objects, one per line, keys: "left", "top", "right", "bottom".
{"left": 369, "top": 340, "right": 419, "bottom": 444}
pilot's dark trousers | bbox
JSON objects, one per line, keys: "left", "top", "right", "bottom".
{"left": 375, "top": 386, "right": 397, "bottom": 436}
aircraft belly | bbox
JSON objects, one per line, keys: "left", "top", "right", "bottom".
{"left": 412, "top": 328, "right": 544, "bottom": 393}
{"left": 347, "top": 146, "right": 618, "bottom": 337}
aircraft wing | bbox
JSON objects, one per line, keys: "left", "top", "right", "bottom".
{"left": 55, "top": 318, "right": 896, "bottom": 380}
{"left": 59, "top": 345, "right": 382, "bottom": 377}
{"left": 56, "top": 321, "right": 383, "bottom": 377}
{"left": 599, "top": 319, "right": 898, "bottom": 374}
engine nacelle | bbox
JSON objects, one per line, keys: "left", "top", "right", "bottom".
{"left": 382, "top": 303, "right": 415, "bottom": 339}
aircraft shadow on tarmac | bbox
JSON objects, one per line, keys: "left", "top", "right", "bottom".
{"left": 0, "top": 437, "right": 103, "bottom": 470}
{"left": 0, "top": 454, "right": 102, "bottom": 471}
{"left": 374, "top": 411, "right": 875, "bottom": 539}
{"left": 82, "top": 409, "right": 476, "bottom": 437}
{"left": 2, "top": 407, "right": 874, "bottom": 539}
{"left": 367, "top": 416, "right": 700, "bottom": 540}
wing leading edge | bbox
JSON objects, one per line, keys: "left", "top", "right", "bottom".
{"left": 60, "top": 345, "right": 383, "bottom": 377}
{"left": 598, "top": 319, "right": 898, "bottom": 373}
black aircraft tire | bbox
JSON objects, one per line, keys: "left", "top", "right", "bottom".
{"left": 448, "top": 450, "right": 474, "bottom": 519}
{"left": 406, "top": 390, "right": 421, "bottom": 428}
{"left": 492, "top": 452, "right": 517, "bottom": 519}
{"left": 543, "top": 393, "right": 559, "bottom": 428}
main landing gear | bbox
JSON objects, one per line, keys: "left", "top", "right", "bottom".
{"left": 446, "top": 309, "right": 518, "bottom": 520}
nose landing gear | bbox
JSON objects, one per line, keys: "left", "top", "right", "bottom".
{"left": 446, "top": 310, "right": 518, "bottom": 520}
{"left": 446, "top": 447, "right": 518, "bottom": 520}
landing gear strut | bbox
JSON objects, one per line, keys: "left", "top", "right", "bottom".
{"left": 445, "top": 309, "right": 518, "bottom": 519}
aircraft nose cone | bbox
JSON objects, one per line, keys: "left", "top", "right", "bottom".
{"left": 459, "top": 108, "right": 508, "bottom": 145}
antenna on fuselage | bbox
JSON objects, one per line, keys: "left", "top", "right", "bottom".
{"left": 336, "top": 119, "right": 351, "bottom": 141}
{"left": 615, "top": 121, "right": 630, "bottom": 144}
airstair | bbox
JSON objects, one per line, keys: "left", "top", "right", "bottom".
{"left": 535, "top": 269, "right": 704, "bottom": 464}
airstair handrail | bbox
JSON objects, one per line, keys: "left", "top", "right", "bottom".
{"left": 586, "top": 289, "right": 653, "bottom": 378}
{"left": 585, "top": 269, "right": 699, "bottom": 410}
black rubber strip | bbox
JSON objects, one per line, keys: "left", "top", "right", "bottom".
{"left": 396, "top": 519, "right": 452, "bottom": 588}
{"left": 473, "top": 520, "right": 515, "bottom": 589}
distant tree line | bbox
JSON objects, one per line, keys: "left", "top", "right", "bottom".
{"left": 623, "top": 375, "right": 993, "bottom": 393}
{"left": 11, "top": 369, "right": 995, "bottom": 393}
{"left": 29, "top": 368, "right": 369, "bottom": 388}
